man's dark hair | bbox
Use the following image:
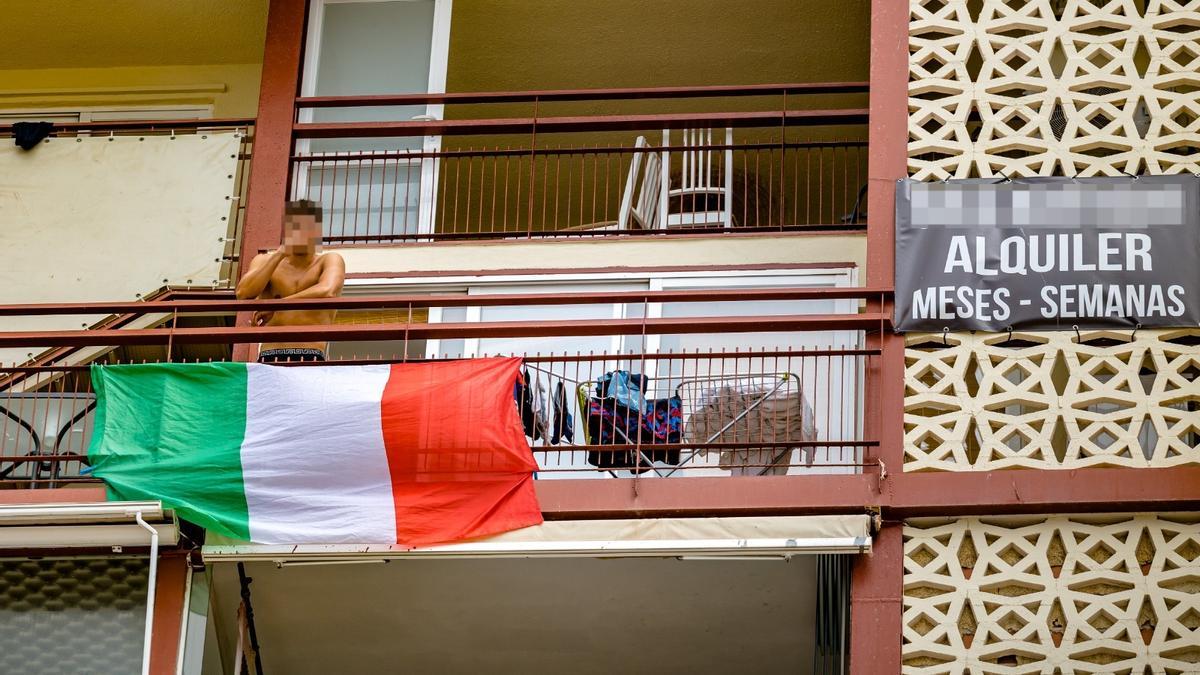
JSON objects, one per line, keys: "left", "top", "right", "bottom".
{"left": 284, "top": 199, "right": 323, "bottom": 223}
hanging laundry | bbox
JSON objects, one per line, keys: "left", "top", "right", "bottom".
{"left": 639, "top": 395, "right": 683, "bottom": 465}
{"left": 583, "top": 370, "right": 685, "bottom": 471}
{"left": 550, "top": 381, "right": 575, "bottom": 445}
{"left": 13, "top": 121, "right": 53, "bottom": 150}
{"left": 513, "top": 368, "right": 549, "bottom": 441}
{"left": 595, "top": 370, "right": 649, "bottom": 412}
{"left": 686, "top": 384, "right": 817, "bottom": 476}
{"left": 584, "top": 398, "right": 647, "bottom": 473}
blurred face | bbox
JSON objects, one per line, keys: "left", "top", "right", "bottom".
{"left": 282, "top": 214, "right": 321, "bottom": 254}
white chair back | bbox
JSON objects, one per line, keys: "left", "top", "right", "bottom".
{"left": 618, "top": 136, "right": 663, "bottom": 230}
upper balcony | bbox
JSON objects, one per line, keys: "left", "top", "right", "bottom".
{"left": 269, "top": 0, "right": 870, "bottom": 246}
{"left": 288, "top": 84, "right": 869, "bottom": 244}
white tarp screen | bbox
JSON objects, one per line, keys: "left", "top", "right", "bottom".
{"left": 0, "top": 132, "right": 240, "bottom": 364}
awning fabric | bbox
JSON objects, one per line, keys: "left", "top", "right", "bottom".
{"left": 202, "top": 514, "right": 872, "bottom": 563}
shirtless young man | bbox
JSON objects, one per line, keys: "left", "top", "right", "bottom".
{"left": 235, "top": 200, "right": 345, "bottom": 363}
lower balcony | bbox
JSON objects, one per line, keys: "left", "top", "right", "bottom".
{"left": 0, "top": 288, "right": 886, "bottom": 509}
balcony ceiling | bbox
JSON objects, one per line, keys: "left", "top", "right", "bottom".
{"left": 1, "top": 0, "right": 268, "bottom": 69}
{"left": 211, "top": 556, "right": 821, "bottom": 674}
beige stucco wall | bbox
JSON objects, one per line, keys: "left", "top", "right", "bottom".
{"left": 0, "top": 63, "right": 263, "bottom": 119}
{"left": 333, "top": 233, "right": 866, "bottom": 279}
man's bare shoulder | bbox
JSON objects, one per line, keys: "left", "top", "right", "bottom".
{"left": 317, "top": 251, "right": 346, "bottom": 267}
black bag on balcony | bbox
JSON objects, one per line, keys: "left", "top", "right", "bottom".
{"left": 13, "top": 121, "right": 53, "bottom": 150}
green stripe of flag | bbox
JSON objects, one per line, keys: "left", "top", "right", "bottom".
{"left": 88, "top": 362, "right": 252, "bottom": 541}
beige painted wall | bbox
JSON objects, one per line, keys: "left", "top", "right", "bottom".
{"left": 0, "top": 63, "right": 263, "bottom": 119}
{"left": 447, "top": 0, "right": 869, "bottom": 94}
{"left": 333, "top": 233, "right": 866, "bottom": 279}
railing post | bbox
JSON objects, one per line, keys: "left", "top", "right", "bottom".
{"left": 526, "top": 96, "right": 539, "bottom": 238}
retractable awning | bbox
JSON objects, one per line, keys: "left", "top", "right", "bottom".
{"left": 202, "top": 514, "right": 871, "bottom": 564}
{"left": 0, "top": 501, "right": 179, "bottom": 549}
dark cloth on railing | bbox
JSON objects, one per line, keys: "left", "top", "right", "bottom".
{"left": 550, "top": 382, "right": 575, "bottom": 445}
{"left": 513, "top": 368, "right": 548, "bottom": 441}
{"left": 13, "top": 122, "right": 53, "bottom": 150}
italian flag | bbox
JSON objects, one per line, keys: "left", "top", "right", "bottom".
{"left": 87, "top": 357, "right": 542, "bottom": 545}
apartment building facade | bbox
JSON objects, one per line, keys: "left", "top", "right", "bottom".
{"left": 0, "top": 0, "right": 1196, "bottom": 673}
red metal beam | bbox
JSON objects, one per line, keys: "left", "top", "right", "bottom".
{"left": 290, "top": 139, "right": 868, "bottom": 162}
{"left": 0, "top": 313, "right": 890, "bottom": 347}
{"left": 296, "top": 81, "right": 871, "bottom": 108}
{"left": 535, "top": 475, "right": 881, "bottom": 519}
{"left": 320, "top": 223, "right": 868, "bottom": 244}
{"left": 242, "top": 0, "right": 307, "bottom": 266}
{"left": 0, "top": 287, "right": 892, "bottom": 317}
{"left": 293, "top": 109, "right": 870, "bottom": 139}
{"left": 886, "top": 467, "right": 1200, "bottom": 517}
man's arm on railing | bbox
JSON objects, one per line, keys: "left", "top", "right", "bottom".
{"left": 235, "top": 249, "right": 286, "bottom": 299}
{"left": 283, "top": 253, "right": 345, "bottom": 300}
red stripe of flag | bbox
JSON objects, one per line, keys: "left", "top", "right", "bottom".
{"left": 379, "top": 357, "right": 542, "bottom": 546}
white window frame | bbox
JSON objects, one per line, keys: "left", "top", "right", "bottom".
{"left": 297, "top": 0, "right": 453, "bottom": 235}
{"left": 344, "top": 267, "right": 860, "bottom": 356}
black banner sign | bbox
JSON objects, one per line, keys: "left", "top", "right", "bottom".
{"left": 895, "top": 176, "right": 1200, "bottom": 332}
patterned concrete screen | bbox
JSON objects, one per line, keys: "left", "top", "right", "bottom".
{"left": 909, "top": 0, "right": 1200, "bottom": 180}
{"left": 904, "top": 329, "right": 1200, "bottom": 471}
{"left": 903, "top": 514, "right": 1200, "bottom": 674}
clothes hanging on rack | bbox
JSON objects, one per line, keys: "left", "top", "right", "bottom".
{"left": 513, "top": 368, "right": 549, "bottom": 441}
{"left": 584, "top": 398, "right": 646, "bottom": 472}
{"left": 583, "top": 370, "right": 684, "bottom": 471}
{"left": 595, "top": 370, "right": 649, "bottom": 412}
{"left": 685, "top": 385, "right": 817, "bottom": 476}
{"left": 550, "top": 381, "right": 575, "bottom": 445}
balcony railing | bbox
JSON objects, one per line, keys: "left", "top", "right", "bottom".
{"left": 287, "top": 83, "right": 869, "bottom": 243}
{"left": 0, "top": 288, "right": 888, "bottom": 487}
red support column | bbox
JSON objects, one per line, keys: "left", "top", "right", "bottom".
{"left": 148, "top": 552, "right": 191, "bottom": 675}
{"left": 849, "top": 522, "right": 904, "bottom": 674}
{"left": 235, "top": 0, "right": 308, "bottom": 360}
{"left": 861, "top": 0, "right": 910, "bottom": 671}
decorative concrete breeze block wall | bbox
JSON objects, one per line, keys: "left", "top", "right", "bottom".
{"left": 905, "top": 0, "right": 1200, "bottom": 471}
{"left": 903, "top": 515, "right": 1200, "bottom": 673}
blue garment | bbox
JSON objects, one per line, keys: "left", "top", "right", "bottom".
{"left": 595, "top": 371, "right": 649, "bottom": 413}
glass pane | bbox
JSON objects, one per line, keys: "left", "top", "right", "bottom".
{"left": 657, "top": 294, "right": 860, "bottom": 476}
{"left": 310, "top": 0, "right": 436, "bottom": 154}
{"left": 304, "top": 162, "right": 422, "bottom": 239}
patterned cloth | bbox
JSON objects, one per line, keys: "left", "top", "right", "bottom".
{"left": 686, "top": 385, "right": 817, "bottom": 476}
{"left": 257, "top": 348, "right": 326, "bottom": 363}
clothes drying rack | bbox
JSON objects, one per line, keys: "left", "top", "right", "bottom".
{"left": 526, "top": 364, "right": 810, "bottom": 478}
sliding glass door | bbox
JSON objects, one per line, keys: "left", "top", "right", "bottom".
{"left": 298, "top": 0, "right": 451, "bottom": 238}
